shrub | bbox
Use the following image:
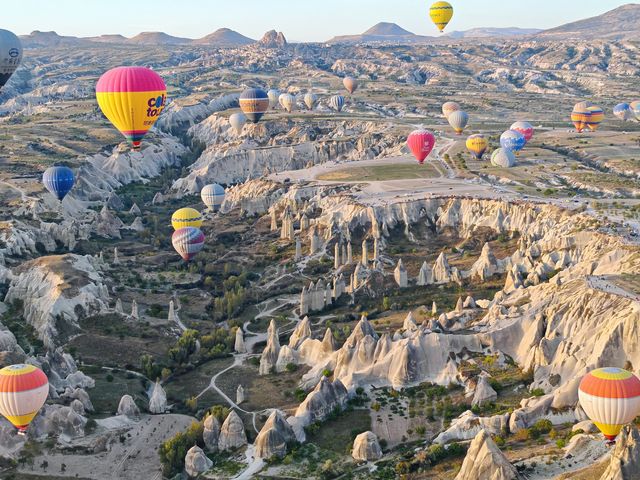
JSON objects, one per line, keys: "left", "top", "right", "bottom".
{"left": 556, "top": 439, "right": 566, "bottom": 448}
{"left": 531, "top": 388, "right": 545, "bottom": 397}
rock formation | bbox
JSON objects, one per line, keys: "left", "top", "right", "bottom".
{"left": 472, "top": 374, "right": 498, "bottom": 407}
{"left": 394, "top": 259, "right": 408, "bottom": 287}
{"left": 218, "top": 410, "right": 247, "bottom": 451}
{"left": 255, "top": 410, "right": 296, "bottom": 459}
{"left": 352, "top": 431, "right": 383, "bottom": 462}
{"left": 259, "top": 319, "right": 280, "bottom": 375}
{"left": 115, "top": 298, "right": 123, "bottom": 314}
{"left": 600, "top": 426, "right": 640, "bottom": 480}
{"left": 259, "top": 30, "right": 287, "bottom": 48}
{"left": 130, "top": 299, "right": 139, "bottom": 320}
{"left": 293, "top": 376, "right": 349, "bottom": 426}
{"left": 454, "top": 429, "right": 521, "bottom": 480}
{"left": 236, "top": 385, "right": 245, "bottom": 404}
{"left": 149, "top": 380, "right": 167, "bottom": 414}
{"left": 129, "top": 203, "right": 141, "bottom": 215}
{"left": 203, "top": 414, "right": 221, "bottom": 452}
{"left": 361, "top": 239, "right": 368, "bottom": 266}
{"left": 417, "top": 261, "right": 433, "bottom": 286}
{"left": 289, "top": 316, "right": 311, "bottom": 349}
{"left": 184, "top": 445, "right": 213, "bottom": 478}
{"left": 295, "top": 237, "right": 302, "bottom": 260}
{"left": 235, "top": 327, "right": 246, "bottom": 353}
{"left": 117, "top": 395, "right": 140, "bottom": 418}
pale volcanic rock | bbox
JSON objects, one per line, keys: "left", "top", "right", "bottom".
{"left": 472, "top": 374, "right": 498, "bottom": 407}
{"left": 129, "top": 217, "right": 145, "bottom": 232}
{"left": 129, "top": 203, "right": 141, "bottom": 215}
{"left": 433, "top": 252, "right": 453, "bottom": 283}
{"left": 454, "top": 429, "right": 521, "bottom": 480}
{"left": 203, "top": 414, "right": 221, "bottom": 452}
{"left": 259, "top": 30, "right": 287, "bottom": 48}
{"left": 259, "top": 319, "right": 280, "bottom": 375}
{"left": 276, "top": 345, "right": 297, "bottom": 372}
{"left": 184, "top": 445, "right": 213, "bottom": 478}
{"left": 394, "top": 258, "right": 408, "bottom": 287}
{"left": 254, "top": 410, "right": 296, "bottom": 459}
{"left": 352, "top": 431, "right": 383, "bottom": 462}
{"left": 293, "top": 376, "right": 349, "bottom": 426}
{"left": 218, "top": 410, "right": 247, "bottom": 451}
{"left": 236, "top": 384, "right": 245, "bottom": 404}
{"left": 600, "top": 426, "right": 640, "bottom": 480}
{"left": 508, "top": 394, "right": 576, "bottom": 433}
{"left": 463, "top": 296, "right": 477, "bottom": 309}
{"left": 235, "top": 327, "right": 246, "bottom": 353}
{"left": 469, "top": 242, "right": 502, "bottom": 281}
{"left": 94, "top": 205, "right": 124, "bottom": 239}
{"left": 434, "top": 410, "right": 510, "bottom": 444}
{"left": 59, "top": 387, "right": 93, "bottom": 412}
{"left": 417, "top": 261, "right": 433, "bottom": 285}
{"left": 5, "top": 254, "right": 110, "bottom": 347}
{"left": 402, "top": 312, "right": 418, "bottom": 332}
{"left": 155, "top": 93, "right": 239, "bottom": 132}
{"left": 289, "top": 316, "right": 312, "bottom": 349}
{"left": 30, "top": 404, "right": 87, "bottom": 439}
{"left": 148, "top": 380, "right": 167, "bottom": 414}
{"left": 117, "top": 395, "right": 140, "bottom": 418}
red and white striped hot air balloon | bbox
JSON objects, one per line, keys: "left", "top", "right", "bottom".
{"left": 172, "top": 227, "right": 205, "bottom": 262}
{"left": 578, "top": 367, "right": 640, "bottom": 442}
{"left": 407, "top": 129, "right": 436, "bottom": 164}
{"left": 0, "top": 364, "right": 49, "bottom": 434}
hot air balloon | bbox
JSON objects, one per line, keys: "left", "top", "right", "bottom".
{"left": 578, "top": 367, "right": 640, "bottom": 442}
{"left": 279, "top": 93, "right": 296, "bottom": 113}
{"left": 96, "top": 67, "right": 167, "bottom": 151}
{"left": 267, "top": 89, "right": 280, "bottom": 110}
{"left": 466, "top": 134, "right": 488, "bottom": 160}
{"left": 500, "top": 130, "right": 526, "bottom": 154}
{"left": 430, "top": 1, "right": 454, "bottom": 33}
{"left": 491, "top": 148, "right": 515, "bottom": 168}
{"left": 172, "top": 227, "right": 205, "bottom": 261}
{"left": 239, "top": 88, "right": 270, "bottom": 124}
{"left": 229, "top": 113, "right": 246, "bottom": 135}
{"left": 442, "top": 101, "right": 460, "bottom": 119}
{"left": 201, "top": 183, "right": 225, "bottom": 211}
{"left": 304, "top": 92, "right": 318, "bottom": 111}
{"left": 343, "top": 76, "right": 358, "bottom": 95}
{"left": 407, "top": 129, "right": 436, "bottom": 164}
{"left": 510, "top": 121, "right": 534, "bottom": 143}
{"left": 0, "top": 364, "right": 48, "bottom": 434}
{"left": 630, "top": 101, "right": 640, "bottom": 121}
{"left": 171, "top": 208, "right": 203, "bottom": 230}
{"left": 571, "top": 101, "right": 592, "bottom": 133}
{"left": 330, "top": 95, "right": 345, "bottom": 112}
{"left": 448, "top": 110, "right": 468, "bottom": 135}
{"left": 586, "top": 105, "right": 604, "bottom": 131}
{"left": 0, "top": 30, "right": 22, "bottom": 91}
{"left": 43, "top": 166, "right": 75, "bottom": 201}
{"left": 613, "top": 103, "right": 632, "bottom": 121}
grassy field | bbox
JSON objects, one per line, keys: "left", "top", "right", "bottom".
{"left": 317, "top": 163, "right": 440, "bottom": 181}
{"left": 306, "top": 408, "right": 372, "bottom": 454}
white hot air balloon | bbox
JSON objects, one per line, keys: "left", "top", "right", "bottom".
{"left": 267, "top": 89, "right": 280, "bottom": 109}
{"left": 229, "top": 112, "right": 246, "bottom": 135}
{"left": 304, "top": 92, "right": 318, "bottom": 110}
{"left": 0, "top": 29, "right": 22, "bottom": 91}
{"left": 279, "top": 93, "right": 296, "bottom": 113}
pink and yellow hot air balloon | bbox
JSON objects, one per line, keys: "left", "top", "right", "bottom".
{"left": 578, "top": 367, "right": 640, "bottom": 442}
{"left": 96, "top": 66, "right": 167, "bottom": 151}
{"left": 407, "top": 129, "right": 436, "bottom": 164}
{"left": 0, "top": 364, "right": 49, "bottom": 434}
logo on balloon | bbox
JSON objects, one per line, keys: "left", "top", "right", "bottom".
{"left": 147, "top": 94, "right": 166, "bottom": 118}
{"left": 8, "top": 48, "right": 18, "bottom": 58}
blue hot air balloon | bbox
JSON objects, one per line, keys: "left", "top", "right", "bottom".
{"left": 201, "top": 183, "right": 225, "bottom": 211}
{"left": 43, "top": 166, "right": 75, "bottom": 201}
{"left": 239, "top": 88, "right": 270, "bottom": 124}
{"left": 329, "top": 95, "right": 345, "bottom": 112}
{"left": 500, "top": 130, "right": 526, "bottom": 153}
{"left": 613, "top": 103, "right": 633, "bottom": 121}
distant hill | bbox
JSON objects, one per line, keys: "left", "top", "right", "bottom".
{"left": 193, "top": 28, "right": 255, "bottom": 46}
{"left": 445, "top": 27, "right": 541, "bottom": 39}
{"left": 327, "top": 22, "right": 431, "bottom": 44}
{"left": 20, "top": 31, "right": 82, "bottom": 47}
{"left": 128, "top": 32, "right": 191, "bottom": 45}
{"left": 86, "top": 34, "right": 129, "bottom": 44}
{"left": 537, "top": 3, "right": 640, "bottom": 40}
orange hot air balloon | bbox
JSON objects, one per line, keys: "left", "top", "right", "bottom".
{"left": 96, "top": 67, "right": 167, "bottom": 151}
{"left": 571, "top": 101, "right": 592, "bottom": 133}
{"left": 0, "top": 364, "right": 49, "bottom": 434}
{"left": 343, "top": 76, "right": 358, "bottom": 95}
{"left": 586, "top": 105, "right": 604, "bottom": 131}
{"left": 578, "top": 367, "right": 640, "bottom": 442}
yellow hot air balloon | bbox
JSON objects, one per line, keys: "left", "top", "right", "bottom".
{"left": 0, "top": 364, "right": 49, "bottom": 434}
{"left": 96, "top": 67, "right": 167, "bottom": 151}
{"left": 466, "top": 134, "right": 488, "bottom": 160}
{"left": 171, "top": 208, "right": 203, "bottom": 230}
{"left": 430, "top": 1, "right": 454, "bottom": 33}
{"left": 586, "top": 105, "right": 604, "bottom": 131}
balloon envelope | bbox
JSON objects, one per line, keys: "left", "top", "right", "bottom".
{"left": 343, "top": 76, "right": 358, "bottom": 94}
{"left": 0, "top": 30, "right": 22, "bottom": 91}
{"left": 43, "top": 166, "right": 75, "bottom": 201}
{"left": 630, "top": 101, "right": 640, "bottom": 121}
{"left": 96, "top": 67, "right": 167, "bottom": 150}
{"left": 491, "top": 148, "right": 515, "bottom": 168}
{"left": 430, "top": 1, "right": 454, "bottom": 32}
{"left": 407, "top": 129, "right": 436, "bottom": 164}
{"left": 229, "top": 113, "right": 246, "bottom": 135}
{"left": 578, "top": 367, "right": 640, "bottom": 441}
{"left": 304, "top": 92, "right": 318, "bottom": 110}
{"left": 510, "top": 121, "right": 534, "bottom": 143}
{"left": 586, "top": 106, "right": 604, "bottom": 131}
{"left": 442, "top": 101, "right": 460, "bottom": 119}
{"left": 0, "top": 364, "right": 48, "bottom": 433}
{"left": 171, "top": 207, "right": 203, "bottom": 230}
{"left": 613, "top": 103, "right": 632, "bottom": 121}
{"left": 330, "top": 95, "right": 345, "bottom": 112}
{"left": 572, "top": 101, "right": 593, "bottom": 133}
{"left": 201, "top": 183, "right": 225, "bottom": 211}
{"left": 279, "top": 93, "right": 296, "bottom": 113}
{"left": 448, "top": 110, "right": 468, "bottom": 135}
{"left": 239, "top": 88, "right": 269, "bottom": 124}
{"left": 172, "top": 227, "right": 205, "bottom": 262}
{"left": 466, "top": 134, "right": 488, "bottom": 160}
{"left": 267, "top": 89, "right": 280, "bottom": 109}
{"left": 500, "top": 130, "right": 526, "bottom": 153}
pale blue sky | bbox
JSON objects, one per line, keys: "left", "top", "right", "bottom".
{"left": 4, "top": 1, "right": 636, "bottom": 41}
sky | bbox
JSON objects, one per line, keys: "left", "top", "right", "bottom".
{"left": 3, "top": 1, "right": 636, "bottom": 42}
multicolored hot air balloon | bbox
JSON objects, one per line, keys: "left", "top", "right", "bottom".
{"left": 572, "top": 101, "right": 592, "bottom": 133}
{"left": 171, "top": 208, "right": 203, "bottom": 230}
{"left": 267, "top": 89, "right": 280, "bottom": 110}
{"left": 630, "top": 101, "right": 640, "bottom": 121}
{"left": 0, "top": 364, "right": 48, "bottom": 434}
{"left": 407, "top": 129, "right": 436, "bottom": 164}
{"left": 229, "top": 112, "right": 246, "bottom": 135}
{"left": 172, "top": 227, "right": 205, "bottom": 262}
{"left": 586, "top": 105, "right": 604, "bottom": 131}
{"left": 304, "top": 92, "right": 318, "bottom": 111}
{"left": 201, "top": 183, "right": 225, "bottom": 211}
{"left": 343, "top": 76, "right": 358, "bottom": 95}
{"left": 96, "top": 67, "right": 167, "bottom": 150}
{"left": 330, "top": 95, "right": 345, "bottom": 112}
{"left": 500, "top": 130, "right": 526, "bottom": 154}
{"left": 279, "top": 93, "right": 296, "bottom": 113}
{"left": 239, "top": 88, "right": 269, "bottom": 124}
{"left": 613, "top": 103, "right": 633, "bottom": 121}
{"left": 466, "top": 134, "right": 488, "bottom": 160}
{"left": 448, "top": 110, "right": 468, "bottom": 135}
{"left": 430, "top": 1, "right": 454, "bottom": 33}
{"left": 0, "top": 30, "right": 22, "bottom": 91}
{"left": 442, "top": 101, "right": 460, "bottom": 119}
{"left": 43, "top": 166, "right": 75, "bottom": 201}
{"left": 578, "top": 367, "right": 640, "bottom": 442}
{"left": 491, "top": 148, "right": 515, "bottom": 168}
{"left": 510, "top": 121, "right": 534, "bottom": 144}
